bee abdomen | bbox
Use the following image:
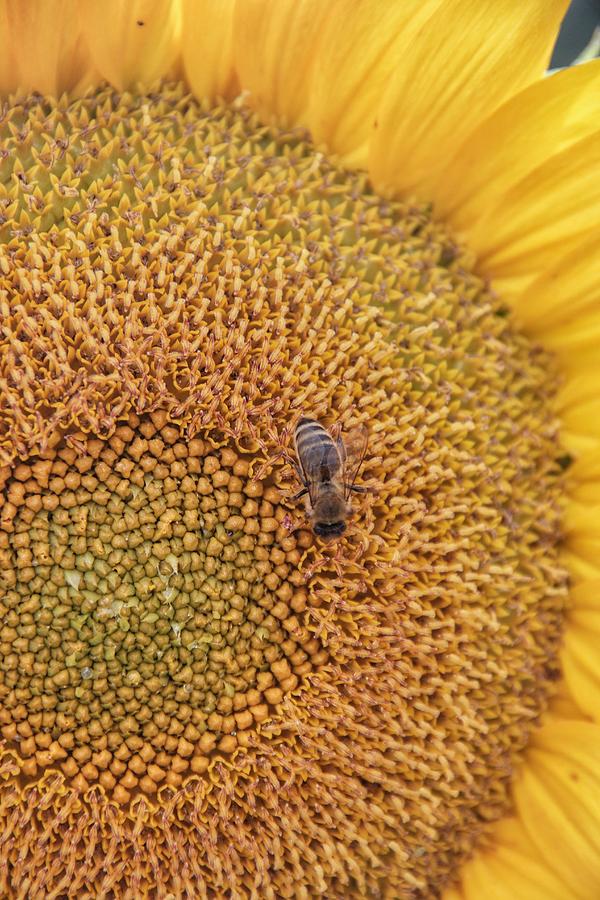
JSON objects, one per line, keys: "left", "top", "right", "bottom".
{"left": 295, "top": 417, "right": 339, "bottom": 479}
{"left": 295, "top": 417, "right": 331, "bottom": 453}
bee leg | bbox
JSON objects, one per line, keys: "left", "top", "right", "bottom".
{"left": 348, "top": 484, "right": 370, "bottom": 494}
{"left": 291, "top": 487, "right": 309, "bottom": 501}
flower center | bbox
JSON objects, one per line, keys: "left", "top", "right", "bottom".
{"left": 0, "top": 84, "right": 568, "bottom": 896}
{"left": 1, "top": 414, "right": 315, "bottom": 803}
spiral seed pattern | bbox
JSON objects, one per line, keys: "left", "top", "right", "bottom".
{"left": 0, "top": 414, "right": 317, "bottom": 803}
{"left": 0, "top": 84, "right": 568, "bottom": 898}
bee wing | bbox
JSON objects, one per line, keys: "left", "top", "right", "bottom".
{"left": 293, "top": 423, "right": 322, "bottom": 507}
{"left": 342, "top": 425, "right": 368, "bottom": 498}
{"left": 329, "top": 421, "right": 343, "bottom": 451}
{"left": 300, "top": 462, "right": 321, "bottom": 508}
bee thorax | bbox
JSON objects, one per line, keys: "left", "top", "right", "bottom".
{"left": 311, "top": 488, "right": 349, "bottom": 524}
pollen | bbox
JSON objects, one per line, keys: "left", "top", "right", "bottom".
{"left": 0, "top": 84, "right": 568, "bottom": 898}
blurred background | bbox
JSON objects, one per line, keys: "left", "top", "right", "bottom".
{"left": 551, "top": 0, "right": 600, "bottom": 66}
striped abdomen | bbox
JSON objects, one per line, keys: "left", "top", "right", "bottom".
{"left": 294, "top": 417, "right": 342, "bottom": 484}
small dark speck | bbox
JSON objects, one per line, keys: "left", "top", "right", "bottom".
{"left": 438, "top": 246, "right": 457, "bottom": 267}
{"left": 570, "top": 771, "right": 579, "bottom": 782}
{"left": 495, "top": 307, "right": 510, "bottom": 318}
{"left": 137, "top": 19, "right": 145, "bottom": 26}
{"left": 556, "top": 453, "right": 573, "bottom": 472}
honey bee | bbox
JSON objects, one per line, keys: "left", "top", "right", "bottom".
{"left": 292, "top": 417, "right": 368, "bottom": 540}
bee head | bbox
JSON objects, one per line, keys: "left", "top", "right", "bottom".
{"left": 313, "top": 521, "right": 347, "bottom": 539}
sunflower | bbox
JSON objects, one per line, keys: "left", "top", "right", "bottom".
{"left": 0, "top": 0, "right": 598, "bottom": 897}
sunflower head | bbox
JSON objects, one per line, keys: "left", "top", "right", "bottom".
{"left": 0, "top": 2, "right": 599, "bottom": 898}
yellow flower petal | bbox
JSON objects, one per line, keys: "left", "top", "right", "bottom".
{"left": 233, "top": 0, "right": 439, "bottom": 148}
{"left": 181, "top": 0, "right": 237, "bottom": 101}
{"left": 538, "top": 299, "right": 600, "bottom": 378}
{"left": 432, "top": 61, "right": 600, "bottom": 235}
{"left": 290, "top": 0, "right": 442, "bottom": 165}
{"left": 506, "top": 233, "right": 599, "bottom": 371}
{"left": 557, "top": 374, "right": 599, "bottom": 411}
{"left": 368, "top": 0, "right": 569, "bottom": 197}
{"left": 462, "top": 129, "right": 600, "bottom": 299}
{"left": 562, "top": 583, "right": 600, "bottom": 722}
{"left": 563, "top": 550, "right": 600, "bottom": 586}
{"left": 569, "top": 449, "right": 600, "bottom": 503}
{"left": 561, "top": 436, "right": 599, "bottom": 465}
{"left": 559, "top": 392, "right": 600, "bottom": 446}
{"left": 0, "top": 0, "right": 92, "bottom": 96}
{"left": 562, "top": 634, "right": 600, "bottom": 721}
{"left": 570, "top": 482, "right": 600, "bottom": 505}
{"left": 560, "top": 423, "right": 598, "bottom": 460}
{"left": 233, "top": 0, "right": 334, "bottom": 126}
{"left": 555, "top": 375, "right": 600, "bottom": 461}
{"left": 544, "top": 324, "right": 600, "bottom": 379}
{"left": 457, "top": 817, "right": 577, "bottom": 900}
{"left": 0, "top": 4, "right": 12, "bottom": 93}
{"left": 548, "top": 678, "right": 593, "bottom": 723}
{"left": 565, "top": 502, "right": 600, "bottom": 571}
{"left": 514, "top": 722, "right": 600, "bottom": 896}
{"left": 565, "top": 500, "right": 600, "bottom": 536}
{"left": 79, "top": 0, "right": 181, "bottom": 91}
{"left": 443, "top": 888, "right": 464, "bottom": 900}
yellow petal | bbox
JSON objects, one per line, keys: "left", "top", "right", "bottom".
{"left": 464, "top": 129, "right": 600, "bottom": 299}
{"left": 300, "top": 0, "right": 442, "bottom": 165}
{"left": 79, "top": 0, "right": 181, "bottom": 91}
{"left": 563, "top": 550, "right": 600, "bottom": 586}
{"left": 569, "top": 448, "right": 600, "bottom": 503}
{"left": 559, "top": 391, "right": 600, "bottom": 446}
{"left": 569, "top": 482, "right": 600, "bottom": 505}
{"left": 555, "top": 375, "right": 600, "bottom": 462}
{"left": 543, "top": 320, "right": 600, "bottom": 378}
{"left": 442, "top": 888, "right": 464, "bottom": 900}
{"left": 235, "top": 0, "right": 409, "bottom": 140}
{"left": 562, "top": 583, "right": 600, "bottom": 721}
{"left": 557, "top": 374, "right": 599, "bottom": 411}
{"left": 0, "top": 0, "right": 92, "bottom": 96}
{"left": 561, "top": 634, "right": 600, "bottom": 721}
{"left": 506, "top": 231, "right": 600, "bottom": 378}
{"left": 458, "top": 816, "right": 577, "bottom": 900}
{"left": 564, "top": 502, "right": 600, "bottom": 571}
{"left": 537, "top": 303, "right": 600, "bottom": 378}
{"left": 368, "top": 0, "right": 569, "bottom": 197}
{"left": 433, "top": 61, "right": 600, "bottom": 233}
{"left": 233, "top": 0, "right": 334, "bottom": 126}
{"left": 561, "top": 433, "right": 600, "bottom": 462}
{"left": 480, "top": 201, "right": 599, "bottom": 328}
{"left": 182, "top": 0, "right": 237, "bottom": 101}
{"left": 547, "top": 678, "right": 593, "bottom": 724}
{"left": 564, "top": 499, "right": 600, "bottom": 537}
{"left": 566, "top": 579, "right": 600, "bottom": 615}
{"left": 514, "top": 721, "right": 600, "bottom": 895}
{"left": 0, "top": 4, "right": 12, "bottom": 92}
